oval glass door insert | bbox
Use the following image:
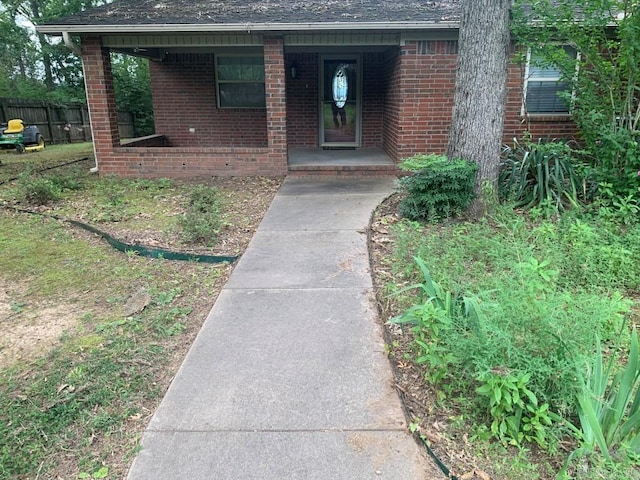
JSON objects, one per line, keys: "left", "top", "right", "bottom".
{"left": 332, "top": 64, "right": 348, "bottom": 108}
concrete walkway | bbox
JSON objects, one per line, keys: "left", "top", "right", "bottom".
{"left": 126, "top": 176, "right": 440, "bottom": 479}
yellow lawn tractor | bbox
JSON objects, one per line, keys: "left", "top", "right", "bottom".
{"left": 0, "top": 119, "right": 46, "bottom": 154}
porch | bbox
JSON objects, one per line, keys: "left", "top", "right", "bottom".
{"left": 77, "top": 32, "right": 461, "bottom": 178}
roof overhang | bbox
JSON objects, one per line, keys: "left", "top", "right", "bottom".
{"left": 37, "top": 21, "right": 460, "bottom": 35}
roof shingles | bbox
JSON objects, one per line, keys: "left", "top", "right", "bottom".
{"left": 45, "top": 0, "right": 460, "bottom": 27}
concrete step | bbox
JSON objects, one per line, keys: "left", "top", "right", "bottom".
{"left": 288, "top": 164, "right": 400, "bottom": 176}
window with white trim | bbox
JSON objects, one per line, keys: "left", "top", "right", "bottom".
{"left": 216, "top": 56, "right": 265, "bottom": 108}
{"left": 524, "top": 46, "right": 578, "bottom": 115}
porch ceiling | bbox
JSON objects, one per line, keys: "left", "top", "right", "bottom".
{"left": 101, "top": 32, "right": 406, "bottom": 50}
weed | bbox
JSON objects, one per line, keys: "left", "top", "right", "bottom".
{"left": 388, "top": 213, "right": 635, "bottom": 453}
{"left": 10, "top": 301, "right": 26, "bottom": 313}
{"left": 78, "top": 466, "right": 109, "bottom": 479}
{"left": 594, "top": 182, "right": 640, "bottom": 225}
{"left": 476, "top": 371, "right": 558, "bottom": 448}
{"left": 15, "top": 168, "right": 62, "bottom": 205}
{"left": 179, "top": 185, "right": 225, "bottom": 244}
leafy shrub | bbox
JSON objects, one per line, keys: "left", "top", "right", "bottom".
{"left": 512, "top": 1, "right": 640, "bottom": 201}
{"left": 16, "top": 169, "right": 62, "bottom": 205}
{"left": 389, "top": 257, "right": 481, "bottom": 387}
{"left": 592, "top": 182, "right": 640, "bottom": 226}
{"left": 499, "top": 138, "right": 585, "bottom": 212}
{"left": 179, "top": 185, "right": 224, "bottom": 244}
{"left": 398, "top": 154, "right": 478, "bottom": 221}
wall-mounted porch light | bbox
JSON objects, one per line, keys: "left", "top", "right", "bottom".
{"left": 290, "top": 61, "right": 298, "bottom": 79}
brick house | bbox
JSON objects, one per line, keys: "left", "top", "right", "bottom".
{"left": 38, "top": 0, "right": 577, "bottom": 178}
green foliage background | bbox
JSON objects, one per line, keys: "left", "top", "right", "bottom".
{"left": 0, "top": 0, "right": 154, "bottom": 136}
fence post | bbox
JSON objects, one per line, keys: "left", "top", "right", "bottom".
{"left": 80, "top": 106, "right": 89, "bottom": 141}
{"left": 45, "top": 104, "right": 56, "bottom": 143}
{"left": 0, "top": 99, "right": 8, "bottom": 124}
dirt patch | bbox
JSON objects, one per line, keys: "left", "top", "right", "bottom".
{"left": 0, "top": 294, "right": 80, "bottom": 367}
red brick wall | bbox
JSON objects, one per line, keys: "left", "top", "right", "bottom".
{"left": 285, "top": 53, "right": 319, "bottom": 147}
{"left": 263, "top": 37, "right": 288, "bottom": 167}
{"left": 382, "top": 47, "right": 401, "bottom": 161}
{"left": 385, "top": 41, "right": 458, "bottom": 162}
{"left": 150, "top": 53, "right": 268, "bottom": 148}
{"left": 81, "top": 35, "right": 286, "bottom": 178}
{"left": 383, "top": 40, "right": 578, "bottom": 162}
{"left": 98, "top": 146, "right": 282, "bottom": 178}
{"left": 82, "top": 36, "right": 120, "bottom": 161}
{"left": 362, "top": 52, "right": 385, "bottom": 147}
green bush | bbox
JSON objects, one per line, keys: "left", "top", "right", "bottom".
{"left": 398, "top": 154, "right": 478, "bottom": 221}
{"left": 14, "top": 165, "right": 90, "bottom": 206}
{"left": 476, "top": 371, "right": 557, "bottom": 448}
{"left": 512, "top": 1, "right": 640, "bottom": 201}
{"left": 179, "top": 185, "right": 224, "bottom": 244}
{"left": 499, "top": 138, "right": 585, "bottom": 212}
{"left": 16, "top": 169, "right": 62, "bottom": 205}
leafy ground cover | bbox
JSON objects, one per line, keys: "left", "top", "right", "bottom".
{"left": 0, "top": 144, "right": 282, "bottom": 479}
{"left": 369, "top": 194, "right": 640, "bottom": 479}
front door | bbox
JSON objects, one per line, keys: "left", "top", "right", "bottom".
{"left": 320, "top": 56, "right": 361, "bottom": 148}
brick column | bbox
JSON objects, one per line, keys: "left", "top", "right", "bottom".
{"left": 393, "top": 41, "right": 457, "bottom": 158}
{"left": 81, "top": 36, "right": 120, "bottom": 166}
{"left": 263, "top": 37, "right": 288, "bottom": 173}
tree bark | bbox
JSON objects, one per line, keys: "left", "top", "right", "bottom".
{"left": 446, "top": 0, "right": 511, "bottom": 218}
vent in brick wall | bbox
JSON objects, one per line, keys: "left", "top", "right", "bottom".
{"left": 416, "top": 40, "right": 458, "bottom": 55}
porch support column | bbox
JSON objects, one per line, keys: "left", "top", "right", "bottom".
{"left": 81, "top": 36, "right": 120, "bottom": 171}
{"left": 263, "top": 37, "right": 288, "bottom": 174}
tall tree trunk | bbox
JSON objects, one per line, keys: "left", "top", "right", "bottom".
{"left": 446, "top": 0, "right": 511, "bottom": 218}
{"left": 37, "top": 32, "right": 55, "bottom": 89}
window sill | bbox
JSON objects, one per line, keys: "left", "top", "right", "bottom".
{"left": 522, "top": 113, "right": 573, "bottom": 122}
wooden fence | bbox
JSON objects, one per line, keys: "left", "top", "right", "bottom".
{"left": 0, "top": 98, "right": 135, "bottom": 144}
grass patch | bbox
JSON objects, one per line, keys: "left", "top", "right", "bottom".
{"left": 0, "top": 212, "right": 224, "bottom": 478}
{"left": 0, "top": 165, "right": 281, "bottom": 479}
{"left": 0, "top": 142, "right": 94, "bottom": 184}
